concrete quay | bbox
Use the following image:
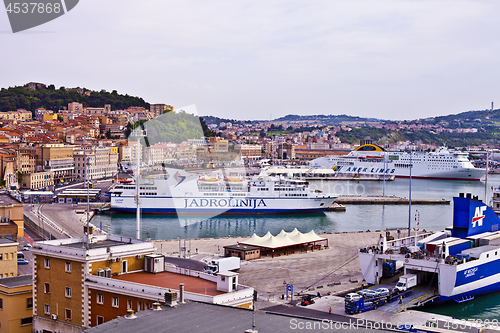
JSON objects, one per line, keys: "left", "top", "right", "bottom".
{"left": 335, "top": 195, "right": 450, "bottom": 205}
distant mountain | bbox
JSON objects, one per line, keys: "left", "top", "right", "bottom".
{"left": 202, "top": 114, "right": 384, "bottom": 125}
{"left": 273, "top": 114, "right": 384, "bottom": 123}
{"left": 427, "top": 108, "right": 500, "bottom": 129}
{"left": 201, "top": 116, "right": 251, "bottom": 126}
{"left": 0, "top": 84, "right": 149, "bottom": 113}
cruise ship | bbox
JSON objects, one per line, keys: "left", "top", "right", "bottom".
{"left": 110, "top": 168, "right": 336, "bottom": 214}
{"left": 360, "top": 194, "right": 500, "bottom": 304}
{"left": 309, "top": 143, "right": 485, "bottom": 181}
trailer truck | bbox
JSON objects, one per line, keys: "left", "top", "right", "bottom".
{"left": 395, "top": 274, "right": 417, "bottom": 292}
{"left": 204, "top": 257, "right": 241, "bottom": 275}
{"left": 345, "top": 296, "right": 385, "bottom": 314}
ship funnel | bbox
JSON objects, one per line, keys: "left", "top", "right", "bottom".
{"left": 452, "top": 196, "right": 500, "bottom": 238}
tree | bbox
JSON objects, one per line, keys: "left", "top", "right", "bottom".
{"left": 105, "top": 129, "right": 112, "bottom": 139}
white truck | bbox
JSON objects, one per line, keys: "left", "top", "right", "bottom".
{"left": 395, "top": 274, "right": 417, "bottom": 292}
{"left": 204, "top": 257, "right": 241, "bottom": 275}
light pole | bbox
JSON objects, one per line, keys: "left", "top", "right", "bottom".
{"left": 485, "top": 150, "right": 489, "bottom": 204}
{"left": 132, "top": 126, "right": 147, "bottom": 240}
{"left": 408, "top": 148, "right": 413, "bottom": 238}
{"left": 85, "top": 149, "right": 91, "bottom": 249}
{"left": 383, "top": 151, "right": 387, "bottom": 196}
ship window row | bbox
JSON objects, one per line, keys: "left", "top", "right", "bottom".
{"left": 140, "top": 187, "right": 157, "bottom": 190}
{"left": 140, "top": 192, "right": 157, "bottom": 196}
{"left": 275, "top": 188, "right": 305, "bottom": 191}
{"left": 284, "top": 194, "right": 307, "bottom": 197}
{"left": 257, "top": 188, "right": 269, "bottom": 191}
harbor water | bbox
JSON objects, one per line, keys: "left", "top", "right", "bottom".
{"left": 96, "top": 174, "right": 500, "bottom": 320}
{"left": 97, "top": 175, "right": 498, "bottom": 240}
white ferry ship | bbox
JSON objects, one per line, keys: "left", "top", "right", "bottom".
{"left": 110, "top": 169, "right": 336, "bottom": 214}
{"left": 309, "top": 143, "right": 485, "bottom": 181}
{"left": 360, "top": 194, "right": 500, "bottom": 305}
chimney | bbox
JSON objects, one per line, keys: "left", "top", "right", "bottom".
{"left": 179, "top": 283, "right": 185, "bottom": 303}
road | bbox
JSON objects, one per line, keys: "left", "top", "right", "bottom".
{"left": 17, "top": 235, "right": 34, "bottom": 276}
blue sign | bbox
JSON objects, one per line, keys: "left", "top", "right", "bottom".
{"left": 286, "top": 284, "right": 293, "bottom": 301}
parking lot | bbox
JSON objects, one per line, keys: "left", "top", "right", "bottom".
{"left": 17, "top": 237, "right": 34, "bottom": 276}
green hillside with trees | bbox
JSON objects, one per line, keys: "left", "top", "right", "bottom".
{"left": 0, "top": 84, "right": 149, "bottom": 113}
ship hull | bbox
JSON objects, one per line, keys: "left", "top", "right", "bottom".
{"left": 111, "top": 196, "right": 334, "bottom": 215}
{"left": 310, "top": 157, "right": 485, "bottom": 181}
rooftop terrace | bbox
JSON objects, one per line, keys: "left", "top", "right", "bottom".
{"left": 114, "top": 271, "right": 224, "bottom": 296}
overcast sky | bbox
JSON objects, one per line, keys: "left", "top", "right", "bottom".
{"left": 1, "top": 0, "right": 499, "bottom": 121}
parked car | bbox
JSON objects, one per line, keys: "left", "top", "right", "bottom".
{"left": 345, "top": 293, "right": 362, "bottom": 302}
{"left": 23, "top": 244, "right": 32, "bottom": 251}
{"left": 364, "top": 290, "right": 379, "bottom": 298}
{"left": 357, "top": 289, "right": 378, "bottom": 298}
{"left": 357, "top": 289, "right": 370, "bottom": 296}
{"left": 17, "top": 258, "right": 29, "bottom": 265}
{"left": 375, "top": 288, "right": 390, "bottom": 296}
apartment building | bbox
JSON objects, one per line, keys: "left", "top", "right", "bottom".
{"left": 149, "top": 104, "right": 173, "bottom": 117}
{"left": 118, "top": 144, "right": 132, "bottom": 165}
{"left": 35, "top": 144, "right": 75, "bottom": 183}
{"left": 0, "top": 110, "right": 32, "bottom": 122}
{"left": 0, "top": 194, "right": 24, "bottom": 238}
{"left": 68, "top": 102, "right": 84, "bottom": 113}
{"left": 21, "top": 171, "right": 54, "bottom": 190}
{"left": 84, "top": 105, "right": 111, "bottom": 115}
{"left": 32, "top": 235, "right": 155, "bottom": 332}
{"left": 237, "top": 144, "right": 262, "bottom": 161}
{"left": 0, "top": 239, "right": 18, "bottom": 278}
{"left": 73, "top": 147, "right": 118, "bottom": 181}
{"left": 32, "top": 234, "right": 253, "bottom": 332}
{"left": 0, "top": 275, "right": 33, "bottom": 333}
{"left": 0, "top": 152, "right": 16, "bottom": 188}
{"left": 144, "top": 143, "right": 169, "bottom": 165}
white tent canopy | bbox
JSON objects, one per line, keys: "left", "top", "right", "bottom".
{"left": 240, "top": 228, "right": 327, "bottom": 249}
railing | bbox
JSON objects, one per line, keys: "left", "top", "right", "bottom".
{"left": 23, "top": 215, "right": 55, "bottom": 240}
{"left": 212, "top": 288, "right": 254, "bottom": 304}
{"left": 164, "top": 266, "right": 217, "bottom": 282}
{"left": 396, "top": 292, "right": 438, "bottom": 313}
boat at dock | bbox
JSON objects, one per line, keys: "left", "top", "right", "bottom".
{"left": 309, "top": 143, "right": 486, "bottom": 181}
{"left": 109, "top": 168, "right": 336, "bottom": 214}
{"left": 266, "top": 166, "right": 395, "bottom": 181}
{"left": 359, "top": 193, "right": 500, "bottom": 306}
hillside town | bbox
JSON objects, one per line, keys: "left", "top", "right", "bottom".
{"left": 0, "top": 83, "right": 494, "bottom": 193}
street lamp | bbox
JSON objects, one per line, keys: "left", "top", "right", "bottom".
{"left": 407, "top": 147, "right": 413, "bottom": 238}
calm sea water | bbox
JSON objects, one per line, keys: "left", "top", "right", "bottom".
{"left": 96, "top": 174, "right": 500, "bottom": 320}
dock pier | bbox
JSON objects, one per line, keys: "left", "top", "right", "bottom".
{"left": 334, "top": 195, "right": 450, "bottom": 205}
